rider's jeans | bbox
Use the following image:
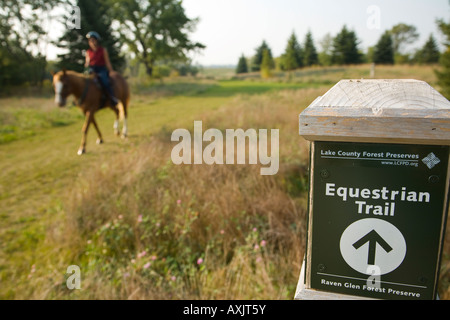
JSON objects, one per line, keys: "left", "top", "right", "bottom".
{"left": 89, "top": 65, "right": 116, "bottom": 103}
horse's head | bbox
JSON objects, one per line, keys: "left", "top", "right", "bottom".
{"left": 52, "top": 70, "right": 71, "bottom": 107}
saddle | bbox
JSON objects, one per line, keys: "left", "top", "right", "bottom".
{"left": 79, "top": 73, "right": 115, "bottom": 109}
{"left": 93, "top": 75, "right": 115, "bottom": 109}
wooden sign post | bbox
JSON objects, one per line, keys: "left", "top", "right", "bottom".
{"left": 295, "top": 79, "right": 450, "bottom": 300}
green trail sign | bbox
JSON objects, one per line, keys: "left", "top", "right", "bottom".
{"left": 309, "top": 141, "right": 449, "bottom": 300}
{"left": 296, "top": 79, "right": 450, "bottom": 300}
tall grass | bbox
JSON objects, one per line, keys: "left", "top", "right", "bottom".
{"left": 34, "top": 89, "right": 321, "bottom": 300}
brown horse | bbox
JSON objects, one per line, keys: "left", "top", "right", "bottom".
{"left": 52, "top": 70, "right": 130, "bottom": 155}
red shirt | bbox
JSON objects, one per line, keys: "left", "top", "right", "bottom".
{"left": 87, "top": 46, "right": 106, "bottom": 67}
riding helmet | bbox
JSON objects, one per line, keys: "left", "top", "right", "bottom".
{"left": 86, "top": 31, "right": 101, "bottom": 41}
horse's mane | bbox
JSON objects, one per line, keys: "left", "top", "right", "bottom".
{"left": 65, "top": 70, "right": 90, "bottom": 79}
{"left": 58, "top": 69, "right": 122, "bottom": 81}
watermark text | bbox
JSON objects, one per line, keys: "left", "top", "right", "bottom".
{"left": 66, "top": 6, "right": 81, "bottom": 30}
{"left": 66, "top": 265, "right": 81, "bottom": 290}
{"left": 367, "top": 5, "right": 381, "bottom": 30}
{"left": 171, "top": 121, "right": 279, "bottom": 175}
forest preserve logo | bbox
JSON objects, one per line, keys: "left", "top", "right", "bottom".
{"left": 422, "top": 152, "right": 441, "bottom": 169}
{"left": 171, "top": 121, "right": 279, "bottom": 175}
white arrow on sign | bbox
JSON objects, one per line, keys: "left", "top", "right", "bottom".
{"left": 340, "top": 218, "right": 407, "bottom": 276}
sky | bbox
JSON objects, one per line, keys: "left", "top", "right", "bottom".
{"left": 45, "top": 0, "right": 450, "bottom": 66}
{"left": 182, "top": 0, "right": 450, "bottom": 66}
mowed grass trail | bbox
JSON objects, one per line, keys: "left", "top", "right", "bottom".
{"left": 0, "top": 79, "right": 315, "bottom": 298}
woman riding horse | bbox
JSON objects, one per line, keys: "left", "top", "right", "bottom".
{"left": 52, "top": 31, "right": 130, "bottom": 155}
{"left": 85, "top": 31, "right": 118, "bottom": 107}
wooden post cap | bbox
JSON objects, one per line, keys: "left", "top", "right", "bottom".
{"left": 299, "top": 79, "right": 450, "bottom": 145}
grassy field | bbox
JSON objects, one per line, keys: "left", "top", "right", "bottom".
{"left": 0, "top": 64, "right": 449, "bottom": 300}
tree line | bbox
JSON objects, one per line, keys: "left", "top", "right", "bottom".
{"left": 237, "top": 23, "right": 442, "bottom": 74}
{"left": 0, "top": 0, "right": 204, "bottom": 88}
{"left": 1, "top": 0, "right": 449, "bottom": 99}
{"left": 0, "top": 0, "right": 60, "bottom": 86}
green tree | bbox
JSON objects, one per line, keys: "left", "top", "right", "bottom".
{"left": 251, "top": 40, "right": 273, "bottom": 72}
{"left": 331, "top": 26, "right": 362, "bottom": 65}
{"left": 303, "top": 31, "right": 318, "bottom": 67}
{"left": 390, "top": 23, "right": 419, "bottom": 55}
{"left": 281, "top": 32, "right": 303, "bottom": 71}
{"left": 373, "top": 31, "right": 394, "bottom": 64}
{"left": 260, "top": 49, "right": 274, "bottom": 79}
{"left": 109, "top": 0, "right": 204, "bottom": 77}
{"left": 390, "top": 23, "right": 419, "bottom": 64}
{"left": 236, "top": 54, "right": 248, "bottom": 74}
{"left": 415, "top": 34, "right": 440, "bottom": 64}
{"left": 57, "top": 0, "right": 124, "bottom": 73}
{"left": 0, "top": 0, "right": 57, "bottom": 86}
{"left": 436, "top": 18, "right": 450, "bottom": 98}
{"left": 318, "top": 33, "right": 333, "bottom": 66}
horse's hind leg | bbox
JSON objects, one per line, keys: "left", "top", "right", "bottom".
{"left": 122, "top": 103, "right": 128, "bottom": 139}
{"left": 117, "top": 101, "right": 128, "bottom": 139}
{"left": 113, "top": 107, "right": 120, "bottom": 137}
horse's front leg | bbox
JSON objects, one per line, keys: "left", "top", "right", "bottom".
{"left": 78, "top": 111, "right": 92, "bottom": 155}
{"left": 91, "top": 115, "right": 103, "bottom": 145}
